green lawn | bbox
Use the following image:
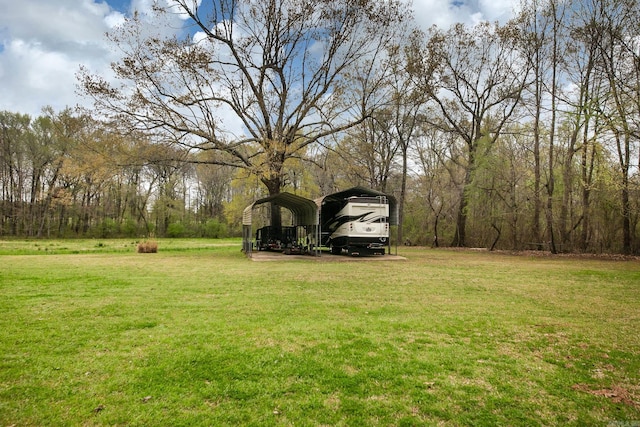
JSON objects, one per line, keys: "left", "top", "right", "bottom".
{"left": 1, "top": 239, "right": 639, "bottom": 426}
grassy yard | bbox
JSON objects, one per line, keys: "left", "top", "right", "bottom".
{"left": 1, "top": 239, "right": 639, "bottom": 426}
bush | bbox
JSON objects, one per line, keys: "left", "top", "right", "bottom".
{"left": 137, "top": 241, "right": 158, "bottom": 253}
{"left": 203, "top": 219, "right": 228, "bottom": 238}
{"left": 96, "top": 218, "right": 119, "bottom": 238}
{"left": 121, "top": 219, "right": 139, "bottom": 238}
{"left": 166, "top": 222, "right": 186, "bottom": 238}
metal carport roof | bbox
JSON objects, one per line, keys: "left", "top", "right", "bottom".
{"left": 242, "top": 192, "right": 319, "bottom": 226}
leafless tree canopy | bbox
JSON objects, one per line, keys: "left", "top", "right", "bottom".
{"left": 80, "top": 0, "right": 408, "bottom": 195}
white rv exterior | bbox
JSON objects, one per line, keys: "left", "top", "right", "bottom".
{"left": 322, "top": 196, "right": 389, "bottom": 255}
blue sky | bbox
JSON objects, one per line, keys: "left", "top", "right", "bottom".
{"left": 0, "top": 0, "right": 518, "bottom": 118}
{"left": 108, "top": 0, "right": 131, "bottom": 13}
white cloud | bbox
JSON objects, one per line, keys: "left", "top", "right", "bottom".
{"left": 167, "top": 0, "right": 203, "bottom": 20}
{"left": 0, "top": 0, "right": 520, "bottom": 118}
{"left": 479, "top": 0, "right": 520, "bottom": 23}
{"left": 0, "top": 0, "right": 125, "bottom": 116}
{"left": 105, "top": 10, "right": 126, "bottom": 28}
{"left": 412, "top": 0, "right": 470, "bottom": 29}
{"left": 411, "top": 0, "right": 518, "bottom": 30}
{"left": 129, "top": 0, "right": 201, "bottom": 25}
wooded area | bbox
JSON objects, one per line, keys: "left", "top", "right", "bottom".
{"left": 1, "top": 0, "right": 639, "bottom": 254}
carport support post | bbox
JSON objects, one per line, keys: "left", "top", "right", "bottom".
{"left": 242, "top": 224, "right": 253, "bottom": 257}
{"left": 315, "top": 223, "right": 321, "bottom": 256}
{"left": 394, "top": 224, "right": 397, "bottom": 255}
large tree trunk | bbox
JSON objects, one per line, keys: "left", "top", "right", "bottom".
{"left": 451, "top": 162, "right": 473, "bottom": 247}
{"left": 559, "top": 143, "right": 576, "bottom": 249}
{"left": 579, "top": 127, "right": 596, "bottom": 252}
{"left": 397, "top": 148, "right": 407, "bottom": 245}
{"left": 620, "top": 165, "right": 631, "bottom": 254}
{"left": 37, "top": 161, "right": 62, "bottom": 238}
{"left": 451, "top": 189, "right": 467, "bottom": 247}
{"left": 262, "top": 174, "right": 283, "bottom": 228}
{"left": 533, "top": 119, "right": 542, "bottom": 250}
{"left": 546, "top": 0, "right": 560, "bottom": 254}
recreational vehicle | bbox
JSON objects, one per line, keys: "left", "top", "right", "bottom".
{"left": 320, "top": 195, "right": 389, "bottom": 256}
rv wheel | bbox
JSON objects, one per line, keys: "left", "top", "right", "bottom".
{"left": 330, "top": 245, "right": 341, "bottom": 255}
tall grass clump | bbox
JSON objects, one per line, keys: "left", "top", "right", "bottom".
{"left": 137, "top": 240, "right": 158, "bottom": 253}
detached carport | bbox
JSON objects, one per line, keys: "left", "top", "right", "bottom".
{"left": 242, "top": 192, "right": 320, "bottom": 258}
{"left": 315, "top": 186, "right": 399, "bottom": 255}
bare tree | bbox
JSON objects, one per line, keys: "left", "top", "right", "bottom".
{"left": 413, "top": 125, "right": 458, "bottom": 247}
{"left": 79, "top": 0, "right": 408, "bottom": 219}
{"left": 328, "top": 30, "right": 403, "bottom": 193}
{"left": 518, "top": 0, "right": 557, "bottom": 251}
{"left": 413, "top": 21, "right": 531, "bottom": 247}
{"left": 0, "top": 111, "right": 32, "bottom": 235}
{"left": 382, "top": 35, "right": 427, "bottom": 245}
{"left": 541, "top": 0, "right": 563, "bottom": 254}
{"left": 589, "top": 0, "right": 640, "bottom": 254}
{"left": 555, "top": 0, "right": 609, "bottom": 252}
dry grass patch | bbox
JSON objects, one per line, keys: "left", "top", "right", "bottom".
{"left": 137, "top": 240, "right": 158, "bottom": 253}
{"left": 572, "top": 384, "right": 640, "bottom": 409}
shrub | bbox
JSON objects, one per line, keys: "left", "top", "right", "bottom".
{"left": 167, "top": 222, "right": 186, "bottom": 238}
{"left": 96, "top": 218, "right": 119, "bottom": 238}
{"left": 121, "top": 219, "right": 139, "bottom": 238}
{"left": 203, "top": 219, "right": 228, "bottom": 238}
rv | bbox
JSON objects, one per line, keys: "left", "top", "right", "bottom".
{"left": 320, "top": 195, "right": 389, "bottom": 256}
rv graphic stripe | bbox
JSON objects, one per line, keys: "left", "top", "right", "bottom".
{"left": 326, "top": 212, "right": 389, "bottom": 232}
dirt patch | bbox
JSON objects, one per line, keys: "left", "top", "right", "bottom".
{"left": 572, "top": 384, "right": 640, "bottom": 408}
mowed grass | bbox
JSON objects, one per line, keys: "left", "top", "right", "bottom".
{"left": 1, "top": 240, "right": 639, "bottom": 426}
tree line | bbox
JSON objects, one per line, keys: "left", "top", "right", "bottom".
{"left": 2, "top": 0, "right": 639, "bottom": 254}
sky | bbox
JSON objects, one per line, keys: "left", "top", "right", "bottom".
{"left": 0, "top": 0, "right": 519, "bottom": 118}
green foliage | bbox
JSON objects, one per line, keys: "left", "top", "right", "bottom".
{"left": 121, "top": 219, "right": 140, "bottom": 238}
{"left": 1, "top": 243, "right": 639, "bottom": 425}
{"left": 96, "top": 218, "right": 119, "bottom": 238}
{"left": 166, "top": 222, "right": 186, "bottom": 238}
{"left": 224, "top": 171, "right": 264, "bottom": 231}
{"left": 202, "top": 219, "right": 228, "bottom": 238}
